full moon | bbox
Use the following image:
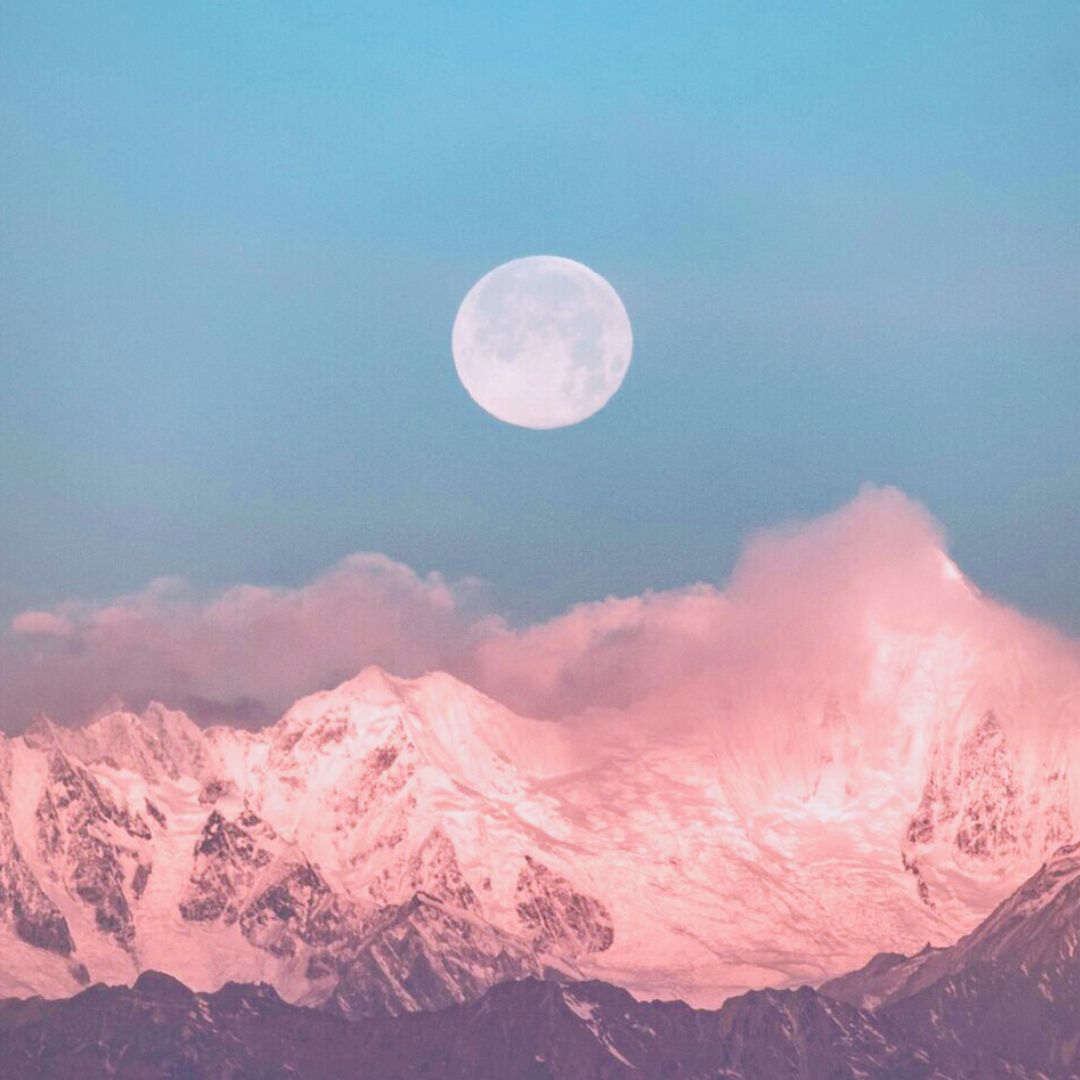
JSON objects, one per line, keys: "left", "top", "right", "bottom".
{"left": 451, "top": 255, "right": 633, "bottom": 429}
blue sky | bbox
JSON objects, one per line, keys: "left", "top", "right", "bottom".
{"left": 1, "top": 1, "right": 1078, "bottom": 630}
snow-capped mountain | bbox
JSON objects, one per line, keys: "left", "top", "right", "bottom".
{"left": 14, "top": 839, "right": 1080, "bottom": 1078}
{"left": 824, "top": 838, "right": 1080, "bottom": 1007}
{"left": 813, "top": 839, "right": 1080, "bottom": 1077}
{"left": 0, "top": 630, "right": 1078, "bottom": 1015}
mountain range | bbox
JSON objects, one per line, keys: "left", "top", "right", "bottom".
{"left": 1, "top": 630, "right": 1077, "bottom": 1008}
{"left": 6, "top": 838, "right": 1080, "bottom": 1076}
{"left": 0, "top": 594, "right": 1079, "bottom": 1076}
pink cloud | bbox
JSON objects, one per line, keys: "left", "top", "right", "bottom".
{"left": 2, "top": 487, "right": 1076, "bottom": 739}
{"left": 462, "top": 585, "right": 734, "bottom": 717}
{"left": 465, "top": 485, "right": 969, "bottom": 718}
{"left": 0, "top": 554, "right": 492, "bottom": 729}
{"left": 10, "top": 611, "right": 73, "bottom": 638}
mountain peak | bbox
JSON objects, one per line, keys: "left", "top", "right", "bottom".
{"left": 336, "top": 665, "right": 494, "bottom": 710}
{"left": 340, "top": 664, "right": 406, "bottom": 701}
{"left": 979, "top": 839, "right": 1080, "bottom": 929}
{"left": 133, "top": 970, "right": 197, "bottom": 1002}
{"left": 22, "top": 713, "right": 59, "bottom": 748}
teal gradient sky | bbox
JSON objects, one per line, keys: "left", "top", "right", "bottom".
{"left": 1, "top": 2, "right": 1078, "bottom": 630}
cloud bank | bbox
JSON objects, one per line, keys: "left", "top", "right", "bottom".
{"left": 3, "top": 486, "right": 1077, "bottom": 735}
{"left": 1, "top": 555, "right": 493, "bottom": 730}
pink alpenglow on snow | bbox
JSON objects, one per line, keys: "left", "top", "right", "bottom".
{"left": 0, "top": 486, "right": 1078, "bottom": 1010}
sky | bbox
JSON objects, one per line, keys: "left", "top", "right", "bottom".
{"left": 1, "top": 3, "right": 1078, "bottom": 726}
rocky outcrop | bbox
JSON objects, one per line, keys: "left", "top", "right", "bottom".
{"left": 179, "top": 809, "right": 276, "bottom": 924}
{"left": 906, "top": 711, "right": 1021, "bottom": 858}
{"left": 181, "top": 808, "right": 368, "bottom": 972}
{"left": 31, "top": 748, "right": 152, "bottom": 949}
{"left": 0, "top": 810, "right": 73, "bottom": 956}
{"left": 902, "top": 710, "right": 1073, "bottom": 910}
{"left": 239, "top": 861, "right": 357, "bottom": 959}
{"left": 515, "top": 856, "right": 614, "bottom": 956}
{"left": 369, "top": 827, "right": 478, "bottom": 912}
{"left": 328, "top": 893, "right": 548, "bottom": 1018}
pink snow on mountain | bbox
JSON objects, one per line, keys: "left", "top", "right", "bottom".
{"left": 0, "top": 486, "right": 1078, "bottom": 1009}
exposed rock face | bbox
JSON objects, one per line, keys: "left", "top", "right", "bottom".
{"left": 515, "top": 856, "right": 614, "bottom": 956}
{"left": 818, "top": 944, "right": 942, "bottom": 1011}
{"left": 197, "top": 778, "right": 234, "bottom": 804}
{"left": 180, "top": 809, "right": 276, "bottom": 923}
{"left": 329, "top": 892, "right": 552, "bottom": 1018}
{"left": 901, "top": 840, "right": 1080, "bottom": 1000}
{"left": 0, "top": 806, "right": 73, "bottom": 955}
{"left": 902, "top": 710, "right": 1073, "bottom": 913}
{"left": 906, "top": 712, "right": 1023, "bottom": 858}
{"left": 239, "top": 861, "right": 357, "bottom": 959}
{"left": 31, "top": 746, "right": 153, "bottom": 949}
{"left": 175, "top": 807, "right": 544, "bottom": 1014}
{"left": 180, "top": 808, "right": 362, "bottom": 963}
{"left": 370, "top": 826, "right": 479, "bottom": 912}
